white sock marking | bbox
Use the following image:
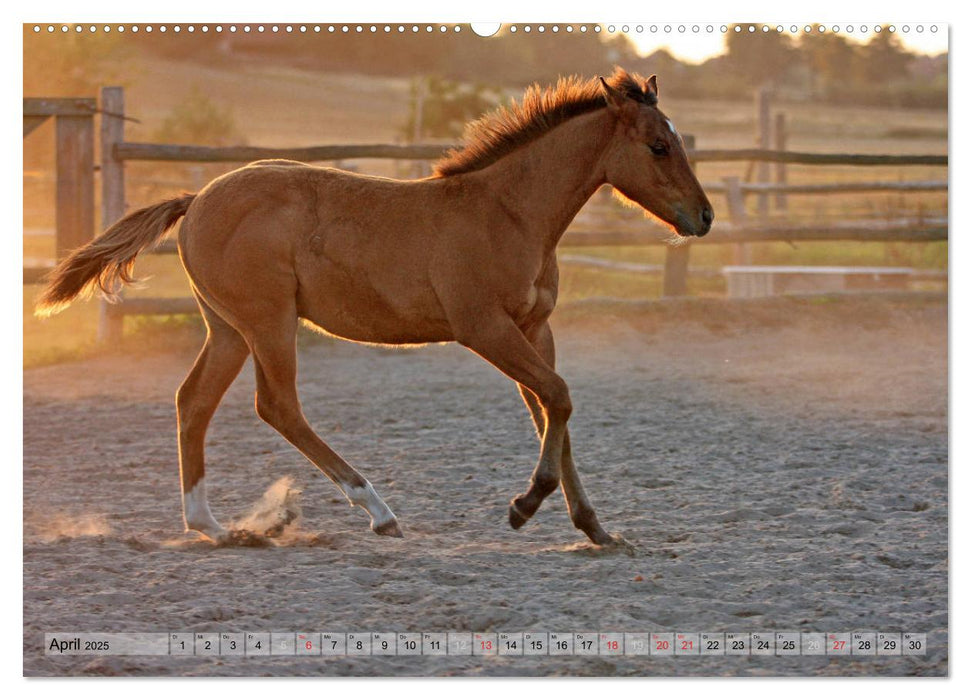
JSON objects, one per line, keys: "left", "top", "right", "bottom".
{"left": 345, "top": 482, "right": 396, "bottom": 528}
{"left": 183, "top": 478, "right": 225, "bottom": 538}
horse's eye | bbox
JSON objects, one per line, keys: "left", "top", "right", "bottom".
{"left": 649, "top": 141, "right": 668, "bottom": 156}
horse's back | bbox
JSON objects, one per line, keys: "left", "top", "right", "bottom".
{"left": 177, "top": 159, "right": 455, "bottom": 343}
{"left": 248, "top": 159, "right": 308, "bottom": 168}
{"left": 180, "top": 160, "right": 439, "bottom": 263}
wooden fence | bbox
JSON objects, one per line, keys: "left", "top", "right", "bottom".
{"left": 25, "top": 87, "right": 948, "bottom": 342}
{"left": 23, "top": 98, "right": 95, "bottom": 270}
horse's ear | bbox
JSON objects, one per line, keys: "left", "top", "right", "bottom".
{"left": 599, "top": 76, "right": 628, "bottom": 113}
{"left": 645, "top": 75, "right": 659, "bottom": 101}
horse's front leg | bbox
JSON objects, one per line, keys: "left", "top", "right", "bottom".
{"left": 455, "top": 314, "right": 570, "bottom": 529}
{"left": 518, "top": 322, "right": 613, "bottom": 545}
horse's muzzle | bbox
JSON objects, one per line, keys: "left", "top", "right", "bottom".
{"left": 698, "top": 205, "right": 714, "bottom": 236}
{"left": 675, "top": 205, "right": 714, "bottom": 237}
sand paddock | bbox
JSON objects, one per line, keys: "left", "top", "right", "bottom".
{"left": 23, "top": 294, "right": 947, "bottom": 676}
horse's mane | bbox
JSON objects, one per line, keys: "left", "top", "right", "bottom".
{"left": 433, "top": 67, "right": 657, "bottom": 178}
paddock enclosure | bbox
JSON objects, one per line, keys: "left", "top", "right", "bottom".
{"left": 24, "top": 295, "right": 946, "bottom": 675}
{"left": 24, "top": 86, "right": 945, "bottom": 343}
{"left": 24, "top": 27, "right": 948, "bottom": 678}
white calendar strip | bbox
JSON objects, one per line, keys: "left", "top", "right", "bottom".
{"left": 45, "top": 632, "right": 927, "bottom": 657}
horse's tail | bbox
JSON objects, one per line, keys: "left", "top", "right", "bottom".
{"left": 35, "top": 193, "right": 196, "bottom": 318}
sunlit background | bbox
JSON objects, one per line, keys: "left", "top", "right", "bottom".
{"left": 20, "top": 15, "right": 952, "bottom": 680}
{"left": 623, "top": 25, "right": 947, "bottom": 63}
{"left": 23, "top": 22, "right": 947, "bottom": 365}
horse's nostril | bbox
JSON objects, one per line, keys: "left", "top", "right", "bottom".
{"left": 702, "top": 207, "right": 714, "bottom": 226}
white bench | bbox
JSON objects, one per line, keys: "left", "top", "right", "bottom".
{"left": 723, "top": 265, "right": 914, "bottom": 298}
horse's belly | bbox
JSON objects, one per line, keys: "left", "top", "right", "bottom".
{"left": 301, "top": 312, "right": 454, "bottom": 345}
{"left": 296, "top": 278, "right": 453, "bottom": 345}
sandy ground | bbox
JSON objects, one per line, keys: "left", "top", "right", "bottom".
{"left": 23, "top": 294, "right": 948, "bottom": 677}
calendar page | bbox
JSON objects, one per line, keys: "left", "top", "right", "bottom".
{"left": 22, "top": 15, "right": 948, "bottom": 679}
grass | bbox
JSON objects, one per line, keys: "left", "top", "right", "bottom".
{"left": 24, "top": 294, "right": 206, "bottom": 369}
{"left": 24, "top": 234, "right": 201, "bottom": 368}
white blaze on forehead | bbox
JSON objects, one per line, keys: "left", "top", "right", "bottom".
{"left": 666, "top": 119, "right": 678, "bottom": 136}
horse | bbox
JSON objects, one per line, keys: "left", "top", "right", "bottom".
{"left": 36, "top": 68, "right": 713, "bottom": 546}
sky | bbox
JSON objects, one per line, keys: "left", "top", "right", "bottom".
{"left": 467, "top": 21, "right": 947, "bottom": 65}
{"left": 617, "top": 24, "right": 949, "bottom": 64}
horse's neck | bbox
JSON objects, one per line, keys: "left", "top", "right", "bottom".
{"left": 478, "top": 110, "right": 612, "bottom": 254}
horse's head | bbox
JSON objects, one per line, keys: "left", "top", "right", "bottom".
{"left": 599, "top": 72, "right": 714, "bottom": 237}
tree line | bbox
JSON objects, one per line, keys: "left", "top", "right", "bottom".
{"left": 24, "top": 23, "right": 946, "bottom": 109}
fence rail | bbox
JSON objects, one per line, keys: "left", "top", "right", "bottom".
{"left": 113, "top": 141, "right": 949, "bottom": 168}
{"left": 703, "top": 180, "right": 947, "bottom": 195}
{"left": 689, "top": 149, "right": 947, "bottom": 166}
{"left": 114, "top": 142, "right": 450, "bottom": 163}
{"left": 563, "top": 220, "right": 947, "bottom": 246}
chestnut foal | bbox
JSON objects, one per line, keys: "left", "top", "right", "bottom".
{"left": 38, "top": 68, "right": 713, "bottom": 545}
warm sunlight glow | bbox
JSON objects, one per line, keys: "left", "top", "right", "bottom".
{"left": 624, "top": 25, "right": 949, "bottom": 63}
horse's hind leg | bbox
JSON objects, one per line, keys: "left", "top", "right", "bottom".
{"left": 247, "top": 313, "right": 401, "bottom": 537}
{"left": 177, "top": 301, "right": 250, "bottom": 541}
{"left": 518, "top": 322, "right": 613, "bottom": 545}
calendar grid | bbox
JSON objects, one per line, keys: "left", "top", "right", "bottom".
{"left": 44, "top": 632, "right": 927, "bottom": 657}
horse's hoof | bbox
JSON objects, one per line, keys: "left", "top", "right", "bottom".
{"left": 508, "top": 502, "right": 529, "bottom": 530}
{"left": 589, "top": 529, "right": 617, "bottom": 546}
{"left": 579, "top": 521, "right": 615, "bottom": 546}
{"left": 373, "top": 519, "right": 403, "bottom": 538}
{"left": 188, "top": 526, "right": 229, "bottom": 543}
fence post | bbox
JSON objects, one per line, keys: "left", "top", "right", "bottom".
{"left": 98, "top": 86, "right": 126, "bottom": 344}
{"left": 725, "top": 176, "right": 752, "bottom": 265}
{"left": 755, "top": 87, "right": 771, "bottom": 221}
{"left": 411, "top": 77, "right": 431, "bottom": 178}
{"left": 54, "top": 113, "right": 94, "bottom": 259}
{"left": 663, "top": 133, "right": 694, "bottom": 297}
{"left": 774, "top": 112, "right": 788, "bottom": 213}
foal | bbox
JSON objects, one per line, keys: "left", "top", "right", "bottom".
{"left": 38, "top": 68, "right": 713, "bottom": 545}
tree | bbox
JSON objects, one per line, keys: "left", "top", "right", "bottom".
{"left": 152, "top": 87, "right": 246, "bottom": 146}
{"left": 858, "top": 29, "right": 912, "bottom": 83}
{"left": 401, "top": 77, "right": 502, "bottom": 140}
{"left": 724, "top": 25, "right": 797, "bottom": 87}
{"left": 23, "top": 25, "right": 127, "bottom": 97}
{"left": 800, "top": 26, "right": 861, "bottom": 93}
